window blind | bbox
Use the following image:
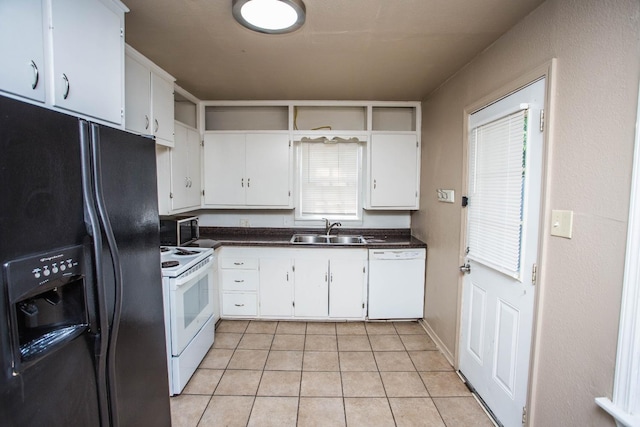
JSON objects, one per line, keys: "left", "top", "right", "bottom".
{"left": 467, "top": 109, "right": 528, "bottom": 278}
{"left": 299, "top": 142, "right": 359, "bottom": 217}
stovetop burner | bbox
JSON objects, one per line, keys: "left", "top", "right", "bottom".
{"left": 160, "top": 246, "right": 214, "bottom": 278}
{"left": 174, "top": 248, "right": 199, "bottom": 256}
{"left": 161, "top": 260, "right": 179, "bottom": 268}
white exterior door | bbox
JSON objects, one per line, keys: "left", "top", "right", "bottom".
{"left": 459, "top": 78, "right": 545, "bottom": 427}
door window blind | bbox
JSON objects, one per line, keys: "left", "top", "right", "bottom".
{"left": 468, "top": 108, "right": 528, "bottom": 278}
{"left": 298, "top": 142, "right": 359, "bottom": 217}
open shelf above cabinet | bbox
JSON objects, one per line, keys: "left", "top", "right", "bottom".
{"left": 205, "top": 105, "right": 288, "bottom": 131}
{"left": 293, "top": 106, "right": 367, "bottom": 131}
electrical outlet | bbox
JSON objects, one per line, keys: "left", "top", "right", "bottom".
{"left": 240, "top": 219, "right": 250, "bottom": 227}
{"left": 436, "top": 189, "right": 455, "bottom": 203}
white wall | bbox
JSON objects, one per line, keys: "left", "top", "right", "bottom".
{"left": 412, "top": 0, "right": 640, "bottom": 426}
{"left": 196, "top": 209, "right": 411, "bottom": 229}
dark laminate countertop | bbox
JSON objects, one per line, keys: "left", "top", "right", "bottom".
{"left": 194, "top": 227, "right": 427, "bottom": 250}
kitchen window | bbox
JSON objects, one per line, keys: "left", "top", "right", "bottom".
{"left": 295, "top": 138, "right": 363, "bottom": 220}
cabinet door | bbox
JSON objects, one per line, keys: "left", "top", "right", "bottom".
{"left": 203, "top": 134, "right": 246, "bottom": 205}
{"left": 171, "top": 122, "right": 189, "bottom": 210}
{"left": 259, "top": 258, "right": 293, "bottom": 317}
{"left": 0, "top": 0, "right": 45, "bottom": 102}
{"left": 151, "top": 73, "right": 175, "bottom": 145}
{"left": 125, "top": 54, "right": 151, "bottom": 135}
{"left": 172, "top": 122, "right": 200, "bottom": 211}
{"left": 329, "top": 258, "right": 366, "bottom": 318}
{"left": 370, "top": 134, "right": 419, "bottom": 208}
{"left": 185, "top": 126, "right": 202, "bottom": 208}
{"left": 245, "top": 133, "right": 291, "bottom": 207}
{"left": 50, "top": 0, "right": 123, "bottom": 124}
{"left": 293, "top": 258, "right": 329, "bottom": 317}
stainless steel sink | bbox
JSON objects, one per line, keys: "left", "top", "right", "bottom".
{"left": 290, "top": 234, "right": 367, "bottom": 245}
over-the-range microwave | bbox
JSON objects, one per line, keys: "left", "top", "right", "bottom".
{"left": 159, "top": 216, "right": 199, "bottom": 246}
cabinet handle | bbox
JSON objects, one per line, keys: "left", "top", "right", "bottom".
{"left": 145, "top": 115, "right": 149, "bottom": 130}
{"left": 62, "top": 74, "right": 70, "bottom": 99}
{"left": 154, "top": 119, "right": 159, "bottom": 133}
{"left": 325, "top": 273, "right": 328, "bottom": 282}
{"left": 374, "top": 179, "right": 377, "bottom": 189}
{"left": 330, "top": 273, "right": 333, "bottom": 282}
{"left": 247, "top": 178, "right": 250, "bottom": 188}
{"left": 234, "top": 279, "right": 245, "bottom": 283}
{"left": 185, "top": 177, "right": 189, "bottom": 188}
{"left": 233, "top": 262, "right": 244, "bottom": 266}
{"left": 241, "top": 178, "right": 244, "bottom": 188}
{"left": 234, "top": 303, "right": 245, "bottom": 307}
{"left": 30, "top": 60, "right": 39, "bottom": 90}
{"left": 286, "top": 272, "right": 289, "bottom": 281}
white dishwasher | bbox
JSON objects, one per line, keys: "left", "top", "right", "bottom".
{"left": 368, "top": 248, "right": 426, "bottom": 319}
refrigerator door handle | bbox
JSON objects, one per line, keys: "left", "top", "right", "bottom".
{"left": 90, "top": 123, "right": 124, "bottom": 427}
{"left": 79, "top": 120, "right": 111, "bottom": 427}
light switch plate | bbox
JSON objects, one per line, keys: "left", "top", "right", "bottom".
{"left": 551, "top": 210, "right": 573, "bottom": 238}
{"left": 437, "top": 189, "right": 455, "bottom": 203}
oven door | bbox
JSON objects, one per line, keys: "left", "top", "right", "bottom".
{"left": 168, "top": 259, "right": 214, "bottom": 355}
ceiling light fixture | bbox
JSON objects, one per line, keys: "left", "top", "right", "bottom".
{"left": 232, "top": 0, "right": 306, "bottom": 34}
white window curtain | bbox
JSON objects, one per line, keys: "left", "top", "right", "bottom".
{"left": 467, "top": 108, "right": 528, "bottom": 279}
{"left": 298, "top": 141, "right": 360, "bottom": 218}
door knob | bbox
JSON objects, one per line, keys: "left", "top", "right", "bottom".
{"left": 459, "top": 263, "right": 471, "bottom": 274}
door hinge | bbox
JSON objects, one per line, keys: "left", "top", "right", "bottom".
{"left": 288, "top": 190, "right": 291, "bottom": 197}
{"left": 539, "top": 109, "right": 545, "bottom": 132}
{"left": 522, "top": 406, "right": 527, "bottom": 424}
{"left": 531, "top": 264, "right": 538, "bottom": 286}
{"left": 363, "top": 266, "right": 365, "bottom": 273}
{"left": 202, "top": 190, "right": 205, "bottom": 196}
{"left": 289, "top": 140, "right": 292, "bottom": 147}
{"left": 416, "top": 141, "right": 419, "bottom": 148}
{"left": 462, "top": 196, "right": 469, "bottom": 207}
{"left": 120, "top": 28, "right": 124, "bottom": 37}
{"left": 292, "top": 301, "right": 295, "bottom": 307}
{"left": 201, "top": 140, "right": 204, "bottom": 147}
{"left": 292, "top": 265, "right": 295, "bottom": 272}
{"left": 362, "top": 303, "right": 365, "bottom": 309}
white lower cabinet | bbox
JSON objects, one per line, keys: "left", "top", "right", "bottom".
{"left": 218, "top": 247, "right": 367, "bottom": 320}
{"left": 293, "top": 248, "right": 367, "bottom": 320}
{"left": 219, "top": 250, "right": 259, "bottom": 318}
{"left": 293, "top": 256, "right": 330, "bottom": 318}
{"left": 259, "top": 257, "right": 294, "bottom": 318}
{"left": 329, "top": 258, "right": 367, "bottom": 318}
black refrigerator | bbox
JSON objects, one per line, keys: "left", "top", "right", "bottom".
{"left": 0, "top": 95, "right": 171, "bottom": 426}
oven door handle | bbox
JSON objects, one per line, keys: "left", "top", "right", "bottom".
{"left": 172, "top": 257, "right": 213, "bottom": 288}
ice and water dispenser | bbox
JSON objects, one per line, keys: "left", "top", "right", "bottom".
{"left": 3, "top": 244, "right": 90, "bottom": 372}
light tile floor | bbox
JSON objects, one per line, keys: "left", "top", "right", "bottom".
{"left": 170, "top": 320, "right": 495, "bottom": 427}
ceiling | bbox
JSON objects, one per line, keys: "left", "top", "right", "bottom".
{"left": 123, "top": 0, "right": 545, "bottom": 101}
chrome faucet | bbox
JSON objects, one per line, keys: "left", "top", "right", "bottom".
{"left": 323, "top": 218, "right": 342, "bottom": 236}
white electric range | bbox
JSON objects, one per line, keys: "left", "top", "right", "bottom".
{"left": 160, "top": 246, "right": 216, "bottom": 395}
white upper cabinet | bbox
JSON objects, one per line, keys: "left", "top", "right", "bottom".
{"left": 0, "top": 0, "right": 127, "bottom": 125}
{"left": 202, "top": 133, "right": 292, "bottom": 208}
{"left": 0, "top": 0, "right": 46, "bottom": 103}
{"left": 49, "top": 0, "right": 124, "bottom": 124}
{"left": 367, "top": 134, "right": 420, "bottom": 209}
{"left": 125, "top": 45, "right": 175, "bottom": 146}
{"left": 171, "top": 121, "right": 202, "bottom": 212}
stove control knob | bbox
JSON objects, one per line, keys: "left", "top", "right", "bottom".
{"left": 43, "top": 267, "right": 50, "bottom": 277}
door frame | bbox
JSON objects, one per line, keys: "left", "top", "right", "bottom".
{"left": 456, "top": 59, "right": 557, "bottom": 424}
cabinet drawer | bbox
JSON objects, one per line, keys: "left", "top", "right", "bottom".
{"left": 221, "top": 270, "right": 259, "bottom": 291}
{"left": 222, "top": 292, "right": 257, "bottom": 316}
{"left": 221, "top": 258, "right": 259, "bottom": 270}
